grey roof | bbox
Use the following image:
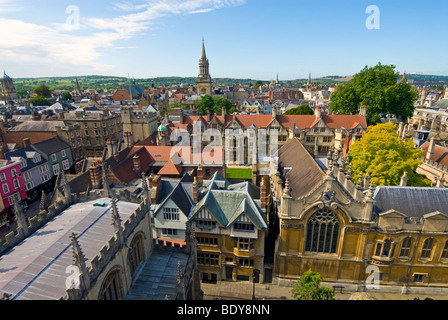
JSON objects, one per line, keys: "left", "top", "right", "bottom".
{"left": 5, "top": 146, "right": 47, "bottom": 171}
{"left": 31, "top": 137, "right": 70, "bottom": 156}
{"left": 7, "top": 121, "right": 66, "bottom": 132}
{"left": 372, "top": 186, "right": 448, "bottom": 217}
{"left": 154, "top": 174, "right": 195, "bottom": 217}
{"left": 125, "top": 247, "right": 188, "bottom": 300}
{"left": 191, "top": 189, "right": 267, "bottom": 230}
{"left": 0, "top": 198, "right": 139, "bottom": 300}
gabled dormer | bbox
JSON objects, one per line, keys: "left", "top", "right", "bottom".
{"left": 378, "top": 209, "right": 407, "bottom": 231}
{"left": 423, "top": 211, "right": 448, "bottom": 232}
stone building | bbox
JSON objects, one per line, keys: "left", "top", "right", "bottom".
{"left": 0, "top": 72, "right": 18, "bottom": 103}
{"left": 189, "top": 171, "right": 268, "bottom": 283}
{"left": 269, "top": 137, "right": 448, "bottom": 295}
{"left": 196, "top": 40, "right": 213, "bottom": 96}
{"left": 0, "top": 168, "right": 202, "bottom": 300}
{"left": 120, "top": 105, "right": 158, "bottom": 145}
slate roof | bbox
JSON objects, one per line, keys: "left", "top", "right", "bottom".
{"left": 191, "top": 172, "right": 267, "bottom": 230}
{"left": 276, "top": 137, "right": 326, "bottom": 199}
{"left": 5, "top": 146, "right": 47, "bottom": 171}
{"left": 372, "top": 186, "right": 448, "bottom": 217}
{"left": 31, "top": 137, "right": 70, "bottom": 156}
{"left": 0, "top": 198, "right": 139, "bottom": 300}
{"left": 154, "top": 174, "right": 195, "bottom": 217}
{"left": 7, "top": 121, "right": 66, "bottom": 132}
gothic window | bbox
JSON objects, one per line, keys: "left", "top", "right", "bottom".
{"left": 99, "top": 269, "right": 123, "bottom": 300}
{"left": 128, "top": 234, "right": 145, "bottom": 276}
{"left": 305, "top": 208, "right": 340, "bottom": 254}
{"left": 421, "top": 238, "right": 434, "bottom": 259}
{"left": 399, "top": 237, "right": 412, "bottom": 257}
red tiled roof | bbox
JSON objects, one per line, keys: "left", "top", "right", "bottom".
{"left": 421, "top": 142, "right": 448, "bottom": 167}
{"left": 157, "top": 159, "right": 183, "bottom": 176}
{"left": 178, "top": 114, "right": 367, "bottom": 130}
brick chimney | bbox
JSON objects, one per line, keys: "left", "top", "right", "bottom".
{"left": 0, "top": 143, "right": 8, "bottom": 160}
{"left": 150, "top": 175, "right": 162, "bottom": 204}
{"left": 90, "top": 161, "right": 103, "bottom": 189}
{"left": 315, "top": 106, "right": 322, "bottom": 119}
{"left": 23, "top": 138, "right": 31, "bottom": 148}
{"left": 133, "top": 154, "right": 141, "bottom": 171}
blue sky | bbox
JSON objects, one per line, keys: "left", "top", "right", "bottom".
{"left": 1, "top": 0, "right": 447, "bottom": 80}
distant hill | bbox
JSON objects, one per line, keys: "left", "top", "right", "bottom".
{"left": 11, "top": 74, "right": 448, "bottom": 93}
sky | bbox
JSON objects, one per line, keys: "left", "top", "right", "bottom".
{"left": 0, "top": 0, "right": 447, "bottom": 80}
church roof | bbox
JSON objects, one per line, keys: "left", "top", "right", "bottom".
{"left": 276, "top": 137, "right": 326, "bottom": 199}
{"left": 372, "top": 186, "right": 448, "bottom": 217}
{"left": 0, "top": 198, "right": 139, "bottom": 300}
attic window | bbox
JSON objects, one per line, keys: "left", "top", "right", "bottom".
{"left": 155, "top": 154, "right": 161, "bottom": 158}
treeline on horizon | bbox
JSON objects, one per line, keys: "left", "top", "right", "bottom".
{"left": 11, "top": 74, "right": 448, "bottom": 93}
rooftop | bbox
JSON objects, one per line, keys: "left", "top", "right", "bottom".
{"left": 0, "top": 198, "right": 139, "bottom": 300}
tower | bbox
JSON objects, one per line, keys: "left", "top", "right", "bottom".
{"left": 196, "top": 39, "right": 213, "bottom": 95}
{"left": 306, "top": 72, "right": 312, "bottom": 92}
{"left": 1, "top": 71, "right": 18, "bottom": 103}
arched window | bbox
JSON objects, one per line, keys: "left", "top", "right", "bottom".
{"left": 305, "top": 208, "right": 340, "bottom": 254}
{"left": 128, "top": 234, "right": 145, "bottom": 276}
{"left": 99, "top": 269, "right": 123, "bottom": 300}
{"left": 421, "top": 238, "right": 434, "bottom": 259}
{"left": 441, "top": 240, "right": 448, "bottom": 260}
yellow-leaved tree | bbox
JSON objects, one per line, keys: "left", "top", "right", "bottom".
{"left": 348, "top": 122, "right": 431, "bottom": 187}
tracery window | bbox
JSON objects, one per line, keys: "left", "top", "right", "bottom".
{"left": 305, "top": 208, "right": 339, "bottom": 254}
{"left": 99, "top": 269, "right": 123, "bottom": 300}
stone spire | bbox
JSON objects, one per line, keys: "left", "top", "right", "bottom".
{"left": 400, "top": 171, "right": 408, "bottom": 187}
{"left": 39, "top": 190, "right": 49, "bottom": 214}
{"left": 12, "top": 194, "right": 29, "bottom": 237}
{"left": 70, "top": 233, "right": 87, "bottom": 272}
{"left": 110, "top": 198, "right": 124, "bottom": 245}
{"left": 69, "top": 233, "right": 90, "bottom": 293}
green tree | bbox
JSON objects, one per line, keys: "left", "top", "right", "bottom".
{"left": 348, "top": 122, "right": 431, "bottom": 187}
{"left": 33, "top": 85, "right": 51, "bottom": 98}
{"left": 283, "top": 104, "right": 314, "bottom": 115}
{"left": 197, "top": 95, "right": 236, "bottom": 115}
{"left": 253, "top": 80, "right": 264, "bottom": 89}
{"left": 213, "top": 95, "right": 236, "bottom": 115}
{"left": 29, "top": 96, "right": 51, "bottom": 106}
{"left": 61, "top": 92, "right": 73, "bottom": 101}
{"left": 291, "top": 269, "right": 334, "bottom": 300}
{"left": 329, "top": 63, "right": 418, "bottom": 124}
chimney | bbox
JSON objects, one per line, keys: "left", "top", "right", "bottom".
{"left": 90, "top": 161, "right": 103, "bottom": 189}
{"left": 359, "top": 104, "right": 367, "bottom": 118}
{"left": 315, "top": 106, "right": 322, "bottom": 119}
{"left": 0, "top": 143, "right": 8, "bottom": 160}
{"left": 133, "top": 154, "right": 141, "bottom": 172}
{"left": 193, "top": 177, "right": 199, "bottom": 203}
{"left": 426, "top": 137, "right": 435, "bottom": 161}
{"left": 221, "top": 106, "right": 226, "bottom": 124}
{"left": 436, "top": 173, "right": 445, "bottom": 188}
{"left": 400, "top": 171, "right": 408, "bottom": 187}
{"left": 260, "top": 177, "right": 267, "bottom": 210}
{"left": 23, "top": 138, "right": 31, "bottom": 148}
{"left": 272, "top": 106, "right": 277, "bottom": 119}
{"left": 150, "top": 175, "right": 162, "bottom": 204}
{"left": 197, "top": 164, "right": 204, "bottom": 186}
{"left": 207, "top": 110, "right": 211, "bottom": 122}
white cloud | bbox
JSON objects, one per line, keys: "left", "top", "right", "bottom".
{"left": 0, "top": 0, "right": 246, "bottom": 76}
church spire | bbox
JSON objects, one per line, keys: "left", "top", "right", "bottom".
{"left": 201, "top": 37, "right": 207, "bottom": 60}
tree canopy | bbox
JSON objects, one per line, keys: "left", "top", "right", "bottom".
{"left": 197, "top": 95, "right": 236, "bottom": 115}
{"left": 329, "top": 63, "right": 418, "bottom": 124}
{"left": 33, "top": 85, "right": 51, "bottom": 98}
{"left": 291, "top": 269, "right": 334, "bottom": 300}
{"left": 283, "top": 104, "right": 314, "bottom": 115}
{"left": 348, "top": 122, "right": 431, "bottom": 187}
{"left": 29, "top": 96, "right": 51, "bottom": 106}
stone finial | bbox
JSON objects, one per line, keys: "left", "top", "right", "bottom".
{"left": 12, "top": 194, "right": 29, "bottom": 236}
{"left": 177, "top": 261, "right": 183, "bottom": 286}
{"left": 39, "top": 190, "right": 49, "bottom": 213}
{"left": 283, "top": 177, "right": 291, "bottom": 197}
{"left": 70, "top": 233, "right": 87, "bottom": 272}
{"left": 365, "top": 182, "right": 374, "bottom": 200}
{"left": 400, "top": 171, "right": 408, "bottom": 187}
{"left": 110, "top": 198, "right": 123, "bottom": 236}
{"left": 356, "top": 172, "right": 364, "bottom": 189}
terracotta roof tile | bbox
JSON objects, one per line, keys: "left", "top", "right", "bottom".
{"left": 421, "top": 142, "right": 448, "bottom": 167}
